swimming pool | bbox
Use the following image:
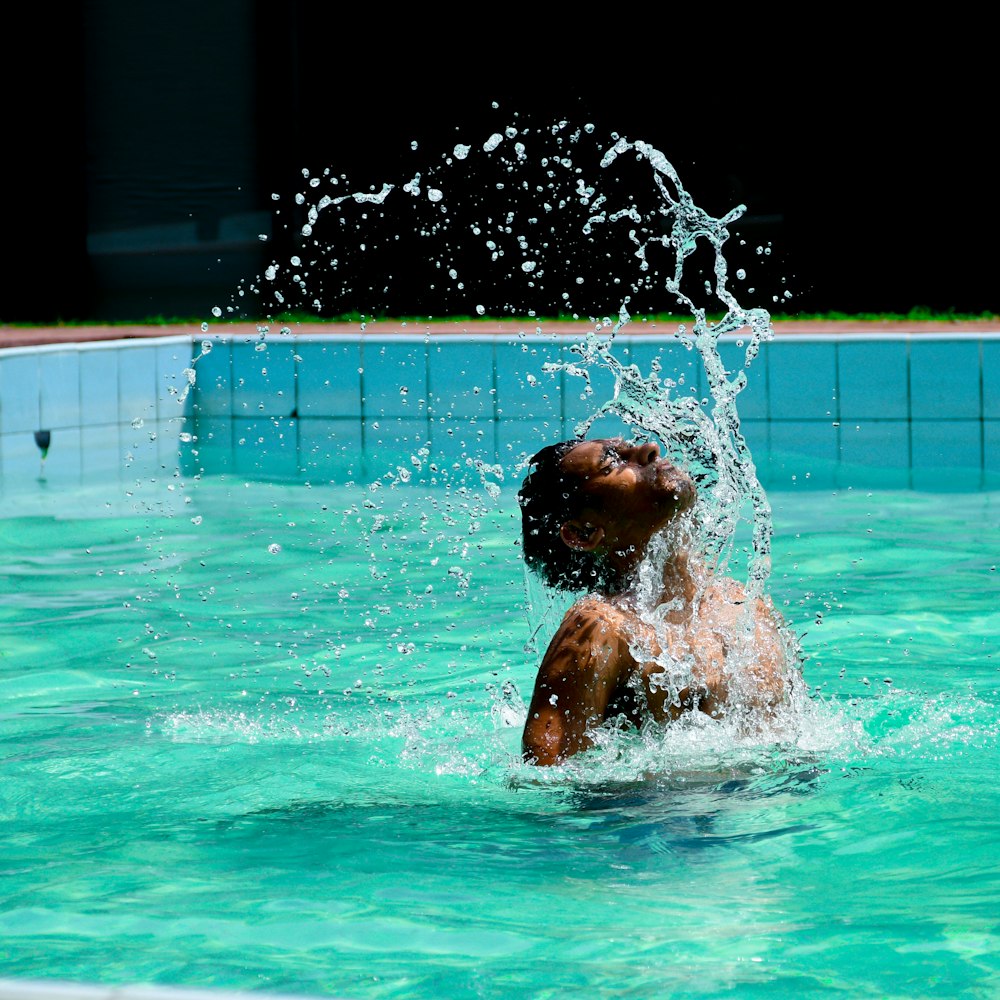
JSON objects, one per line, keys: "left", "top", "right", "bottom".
{"left": 1, "top": 329, "right": 998, "bottom": 999}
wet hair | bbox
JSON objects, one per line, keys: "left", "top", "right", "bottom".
{"left": 518, "top": 440, "right": 613, "bottom": 593}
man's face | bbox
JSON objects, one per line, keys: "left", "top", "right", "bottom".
{"left": 558, "top": 438, "right": 695, "bottom": 556}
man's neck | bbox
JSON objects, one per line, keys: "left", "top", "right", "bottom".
{"left": 657, "top": 548, "right": 698, "bottom": 607}
{"left": 605, "top": 544, "right": 700, "bottom": 621}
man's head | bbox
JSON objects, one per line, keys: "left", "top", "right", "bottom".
{"left": 518, "top": 437, "right": 696, "bottom": 592}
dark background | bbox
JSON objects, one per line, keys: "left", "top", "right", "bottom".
{"left": 6, "top": 3, "right": 996, "bottom": 324}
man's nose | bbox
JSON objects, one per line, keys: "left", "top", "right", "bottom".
{"left": 633, "top": 442, "right": 660, "bottom": 465}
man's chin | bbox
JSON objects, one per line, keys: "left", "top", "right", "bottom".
{"left": 653, "top": 465, "right": 696, "bottom": 508}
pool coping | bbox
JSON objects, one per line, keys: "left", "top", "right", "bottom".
{"left": 2, "top": 319, "right": 1000, "bottom": 349}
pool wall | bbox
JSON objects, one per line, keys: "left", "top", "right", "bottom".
{"left": 1, "top": 330, "right": 998, "bottom": 493}
{"left": 0, "top": 336, "right": 195, "bottom": 497}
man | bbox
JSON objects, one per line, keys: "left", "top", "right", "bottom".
{"left": 518, "top": 437, "right": 793, "bottom": 766}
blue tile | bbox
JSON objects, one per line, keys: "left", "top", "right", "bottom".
{"left": 910, "top": 420, "right": 982, "bottom": 479}
{"left": 188, "top": 417, "right": 234, "bottom": 475}
{"left": 80, "top": 348, "right": 120, "bottom": 426}
{"left": 120, "top": 419, "right": 183, "bottom": 480}
{"left": 298, "top": 418, "right": 364, "bottom": 481}
{"left": 296, "top": 340, "right": 362, "bottom": 418}
{"left": 838, "top": 420, "right": 910, "bottom": 469}
{"left": 155, "top": 417, "right": 190, "bottom": 472}
{"left": 562, "top": 379, "right": 612, "bottom": 435}
{"left": 496, "top": 417, "right": 565, "bottom": 473}
{"left": 19, "top": 428, "right": 82, "bottom": 485}
{"left": 361, "top": 340, "right": 428, "bottom": 419}
{"left": 910, "top": 339, "right": 981, "bottom": 419}
{"left": 769, "top": 419, "right": 838, "bottom": 459}
{"left": 428, "top": 340, "right": 495, "bottom": 420}
{"left": 717, "top": 338, "right": 768, "bottom": 420}
{"left": 81, "top": 423, "right": 126, "bottom": 481}
{"left": 39, "top": 351, "right": 81, "bottom": 430}
{"left": 233, "top": 417, "right": 300, "bottom": 480}
{"left": 835, "top": 462, "right": 911, "bottom": 491}
{"left": 0, "top": 353, "right": 40, "bottom": 434}
{"left": 767, "top": 420, "right": 839, "bottom": 488}
{"left": 430, "top": 412, "right": 496, "bottom": 465}
{"left": 191, "top": 338, "right": 233, "bottom": 418}
{"left": 0, "top": 430, "right": 40, "bottom": 485}
{"left": 494, "top": 339, "right": 564, "bottom": 421}
{"left": 983, "top": 339, "right": 1000, "bottom": 419}
{"left": 231, "top": 340, "right": 297, "bottom": 418}
{"left": 156, "top": 342, "right": 196, "bottom": 421}
{"left": 118, "top": 345, "right": 159, "bottom": 424}
{"left": 737, "top": 418, "right": 769, "bottom": 463}
{"left": 838, "top": 340, "right": 909, "bottom": 420}
{"left": 362, "top": 416, "right": 430, "bottom": 467}
{"left": 120, "top": 418, "right": 171, "bottom": 481}
{"left": 42, "top": 428, "right": 83, "bottom": 486}
{"left": 985, "top": 420, "right": 1000, "bottom": 484}
{"left": 768, "top": 341, "right": 837, "bottom": 420}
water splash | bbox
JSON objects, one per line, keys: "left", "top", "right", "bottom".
{"left": 224, "top": 118, "right": 776, "bottom": 598}
{"left": 211, "top": 113, "right": 794, "bottom": 771}
{"left": 554, "top": 138, "right": 774, "bottom": 596}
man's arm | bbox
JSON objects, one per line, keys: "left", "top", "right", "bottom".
{"left": 521, "top": 599, "right": 629, "bottom": 765}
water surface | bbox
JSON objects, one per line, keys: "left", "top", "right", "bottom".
{"left": 2, "top": 474, "right": 997, "bottom": 999}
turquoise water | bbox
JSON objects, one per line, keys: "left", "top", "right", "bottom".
{"left": 2, "top": 468, "right": 998, "bottom": 999}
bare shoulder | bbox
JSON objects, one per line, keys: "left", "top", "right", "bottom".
{"left": 544, "top": 594, "right": 634, "bottom": 667}
{"left": 700, "top": 576, "right": 781, "bottom": 629}
{"left": 697, "top": 576, "right": 792, "bottom": 706}
{"left": 523, "top": 594, "right": 637, "bottom": 765}
{"left": 567, "top": 593, "right": 633, "bottom": 630}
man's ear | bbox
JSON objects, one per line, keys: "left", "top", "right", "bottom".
{"left": 559, "top": 520, "right": 605, "bottom": 552}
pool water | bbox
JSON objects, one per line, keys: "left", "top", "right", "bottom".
{"left": 1, "top": 470, "right": 998, "bottom": 998}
